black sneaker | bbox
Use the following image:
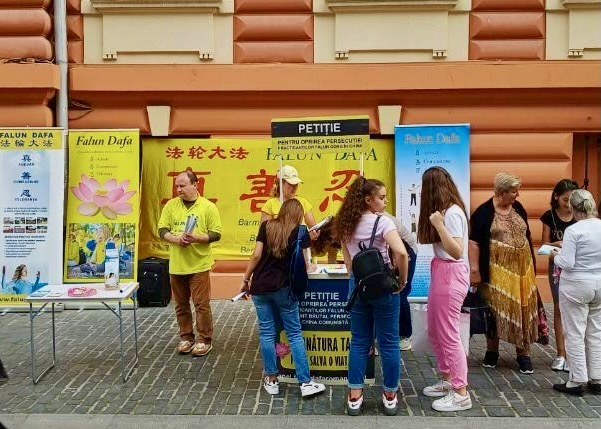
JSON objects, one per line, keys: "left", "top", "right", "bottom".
{"left": 553, "top": 382, "right": 584, "bottom": 397}
{"left": 588, "top": 382, "right": 601, "bottom": 395}
{"left": 517, "top": 356, "right": 533, "bottom": 374}
{"left": 482, "top": 351, "right": 499, "bottom": 368}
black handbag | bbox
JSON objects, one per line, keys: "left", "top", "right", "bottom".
{"left": 462, "top": 285, "right": 496, "bottom": 338}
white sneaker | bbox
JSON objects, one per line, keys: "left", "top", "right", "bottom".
{"left": 263, "top": 377, "right": 279, "bottom": 395}
{"left": 347, "top": 395, "right": 363, "bottom": 416}
{"left": 400, "top": 337, "right": 413, "bottom": 351}
{"left": 432, "top": 391, "right": 472, "bottom": 412}
{"left": 300, "top": 380, "right": 326, "bottom": 397}
{"left": 551, "top": 356, "right": 569, "bottom": 372}
{"left": 382, "top": 392, "right": 398, "bottom": 416}
{"left": 423, "top": 379, "right": 452, "bottom": 397}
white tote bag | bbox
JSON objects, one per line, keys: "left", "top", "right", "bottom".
{"left": 411, "top": 303, "right": 470, "bottom": 356}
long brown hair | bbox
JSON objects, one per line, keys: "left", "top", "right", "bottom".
{"left": 336, "top": 177, "right": 385, "bottom": 243}
{"left": 265, "top": 199, "right": 304, "bottom": 258}
{"left": 12, "top": 264, "right": 26, "bottom": 281}
{"left": 417, "top": 167, "right": 466, "bottom": 244}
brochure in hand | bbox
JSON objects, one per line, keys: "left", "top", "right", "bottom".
{"left": 309, "top": 215, "right": 333, "bottom": 232}
{"left": 537, "top": 244, "right": 561, "bottom": 255}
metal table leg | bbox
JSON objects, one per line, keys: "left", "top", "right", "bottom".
{"left": 30, "top": 302, "right": 56, "bottom": 384}
{"left": 102, "top": 300, "right": 139, "bottom": 382}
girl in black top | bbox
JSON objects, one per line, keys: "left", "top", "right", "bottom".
{"left": 540, "top": 179, "right": 579, "bottom": 372}
{"left": 240, "top": 199, "right": 325, "bottom": 398}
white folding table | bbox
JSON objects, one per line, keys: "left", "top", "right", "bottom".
{"left": 25, "top": 282, "right": 139, "bottom": 384}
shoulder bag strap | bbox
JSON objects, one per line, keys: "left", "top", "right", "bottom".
{"left": 368, "top": 215, "right": 381, "bottom": 248}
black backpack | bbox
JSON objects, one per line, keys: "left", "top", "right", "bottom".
{"left": 346, "top": 215, "right": 399, "bottom": 311}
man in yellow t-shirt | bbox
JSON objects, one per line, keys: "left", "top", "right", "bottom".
{"left": 158, "top": 171, "right": 222, "bottom": 357}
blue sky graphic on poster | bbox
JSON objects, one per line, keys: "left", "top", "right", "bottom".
{"left": 394, "top": 124, "right": 470, "bottom": 299}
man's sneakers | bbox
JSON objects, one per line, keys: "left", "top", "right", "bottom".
{"left": 431, "top": 391, "right": 473, "bottom": 412}
{"left": 300, "top": 380, "right": 326, "bottom": 397}
{"left": 176, "top": 340, "right": 194, "bottom": 354}
{"left": 192, "top": 342, "right": 213, "bottom": 357}
{"left": 263, "top": 377, "right": 280, "bottom": 395}
{"left": 423, "top": 379, "right": 453, "bottom": 397}
{"left": 177, "top": 340, "right": 212, "bottom": 356}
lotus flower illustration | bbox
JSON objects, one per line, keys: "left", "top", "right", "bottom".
{"left": 70, "top": 174, "right": 136, "bottom": 219}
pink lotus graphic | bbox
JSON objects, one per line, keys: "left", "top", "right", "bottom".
{"left": 70, "top": 174, "right": 136, "bottom": 219}
{"left": 275, "top": 342, "right": 291, "bottom": 358}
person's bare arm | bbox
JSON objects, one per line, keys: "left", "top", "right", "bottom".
{"left": 468, "top": 240, "right": 481, "bottom": 283}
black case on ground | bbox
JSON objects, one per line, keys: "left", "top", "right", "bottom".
{"left": 137, "top": 257, "right": 171, "bottom": 307}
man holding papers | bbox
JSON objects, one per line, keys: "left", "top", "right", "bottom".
{"left": 158, "top": 171, "right": 222, "bottom": 357}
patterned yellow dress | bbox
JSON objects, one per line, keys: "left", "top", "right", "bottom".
{"left": 485, "top": 209, "right": 538, "bottom": 349}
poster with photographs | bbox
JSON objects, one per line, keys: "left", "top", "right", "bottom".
{"left": 394, "top": 124, "right": 470, "bottom": 300}
{"left": 0, "top": 128, "right": 64, "bottom": 309}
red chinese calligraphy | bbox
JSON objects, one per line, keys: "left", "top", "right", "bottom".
{"left": 230, "top": 147, "right": 250, "bottom": 160}
{"left": 165, "top": 146, "right": 184, "bottom": 159}
{"left": 161, "top": 168, "right": 217, "bottom": 205}
{"left": 318, "top": 169, "right": 360, "bottom": 212}
{"left": 208, "top": 146, "right": 226, "bottom": 160}
{"left": 239, "top": 169, "right": 276, "bottom": 213}
{"left": 188, "top": 146, "right": 207, "bottom": 159}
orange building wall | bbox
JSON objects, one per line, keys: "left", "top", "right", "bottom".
{"left": 470, "top": 0, "right": 545, "bottom": 60}
{"left": 234, "top": 0, "right": 314, "bottom": 63}
{"left": 1, "top": 2, "right": 600, "bottom": 299}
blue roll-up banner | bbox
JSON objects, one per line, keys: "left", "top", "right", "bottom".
{"left": 394, "top": 124, "right": 471, "bottom": 300}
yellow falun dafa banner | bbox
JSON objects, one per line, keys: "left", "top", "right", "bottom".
{"left": 64, "top": 130, "right": 140, "bottom": 283}
{"left": 139, "top": 138, "right": 395, "bottom": 260}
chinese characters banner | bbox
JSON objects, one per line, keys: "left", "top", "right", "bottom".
{"left": 64, "top": 130, "right": 140, "bottom": 283}
{"left": 140, "top": 138, "right": 394, "bottom": 260}
{"left": 0, "top": 128, "right": 64, "bottom": 308}
{"left": 394, "top": 124, "right": 471, "bottom": 299}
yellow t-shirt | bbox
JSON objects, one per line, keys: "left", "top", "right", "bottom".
{"left": 91, "top": 241, "right": 106, "bottom": 264}
{"left": 261, "top": 196, "right": 313, "bottom": 223}
{"left": 158, "top": 196, "right": 222, "bottom": 275}
{"left": 67, "top": 240, "right": 79, "bottom": 263}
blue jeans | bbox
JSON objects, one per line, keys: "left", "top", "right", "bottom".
{"left": 400, "top": 243, "right": 417, "bottom": 338}
{"left": 252, "top": 287, "right": 311, "bottom": 383}
{"left": 348, "top": 279, "right": 400, "bottom": 393}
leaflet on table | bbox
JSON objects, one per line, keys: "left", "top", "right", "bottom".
{"left": 537, "top": 244, "right": 561, "bottom": 255}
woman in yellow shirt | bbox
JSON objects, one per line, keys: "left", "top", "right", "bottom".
{"left": 261, "top": 165, "right": 317, "bottom": 231}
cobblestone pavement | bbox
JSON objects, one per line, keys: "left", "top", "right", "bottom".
{"left": 0, "top": 301, "right": 600, "bottom": 418}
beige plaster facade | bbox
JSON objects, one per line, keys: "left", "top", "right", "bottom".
{"left": 546, "top": 0, "right": 601, "bottom": 59}
{"left": 82, "top": 0, "right": 234, "bottom": 64}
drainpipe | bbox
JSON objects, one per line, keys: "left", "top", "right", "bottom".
{"left": 54, "top": 0, "right": 68, "bottom": 131}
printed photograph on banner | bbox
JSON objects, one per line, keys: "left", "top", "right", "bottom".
{"left": 65, "top": 130, "right": 140, "bottom": 283}
{"left": 64, "top": 223, "right": 136, "bottom": 280}
{"left": 139, "top": 138, "right": 395, "bottom": 261}
{"left": 1, "top": 128, "right": 64, "bottom": 308}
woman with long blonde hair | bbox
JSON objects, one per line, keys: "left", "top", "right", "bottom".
{"left": 240, "top": 199, "right": 325, "bottom": 398}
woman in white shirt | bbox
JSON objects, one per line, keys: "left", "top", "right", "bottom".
{"left": 551, "top": 189, "right": 601, "bottom": 396}
{"left": 417, "top": 167, "right": 471, "bottom": 412}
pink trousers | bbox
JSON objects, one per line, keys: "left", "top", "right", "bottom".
{"left": 428, "top": 257, "right": 470, "bottom": 389}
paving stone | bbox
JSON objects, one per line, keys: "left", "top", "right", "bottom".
{"left": 1, "top": 302, "right": 596, "bottom": 419}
